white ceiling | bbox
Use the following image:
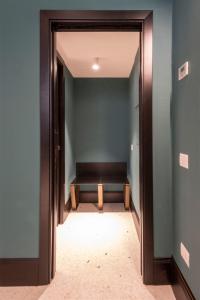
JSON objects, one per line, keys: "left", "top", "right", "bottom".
{"left": 56, "top": 32, "right": 140, "bottom": 78}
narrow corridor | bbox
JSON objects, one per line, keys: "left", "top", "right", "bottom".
{"left": 0, "top": 203, "right": 175, "bottom": 300}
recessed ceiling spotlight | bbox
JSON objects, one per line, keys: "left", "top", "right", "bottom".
{"left": 92, "top": 57, "right": 100, "bottom": 71}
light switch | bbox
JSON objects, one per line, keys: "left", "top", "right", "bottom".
{"left": 178, "top": 61, "right": 189, "bottom": 80}
{"left": 179, "top": 153, "right": 189, "bottom": 169}
{"left": 131, "top": 144, "right": 134, "bottom": 151}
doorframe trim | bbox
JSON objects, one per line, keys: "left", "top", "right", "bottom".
{"left": 40, "top": 10, "right": 154, "bottom": 284}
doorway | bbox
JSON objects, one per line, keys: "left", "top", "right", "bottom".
{"left": 40, "top": 10, "right": 153, "bottom": 285}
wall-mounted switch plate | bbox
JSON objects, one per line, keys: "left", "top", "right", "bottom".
{"left": 179, "top": 153, "right": 189, "bottom": 169}
{"left": 178, "top": 61, "right": 189, "bottom": 80}
{"left": 180, "top": 242, "right": 190, "bottom": 268}
{"left": 131, "top": 144, "right": 134, "bottom": 151}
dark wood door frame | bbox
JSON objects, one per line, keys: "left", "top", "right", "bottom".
{"left": 40, "top": 10, "right": 153, "bottom": 285}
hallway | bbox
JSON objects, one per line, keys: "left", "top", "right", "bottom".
{"left": 0, "top": 204, "right": 175, "bottom": 300}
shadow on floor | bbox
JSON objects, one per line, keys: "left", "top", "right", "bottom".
{"left": 76, "top": 202, "right": 127, "bottom": 213}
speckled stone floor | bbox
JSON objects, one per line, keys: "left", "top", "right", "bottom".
{"left": 0, "top": 203, "right": 175, "bottom": 300}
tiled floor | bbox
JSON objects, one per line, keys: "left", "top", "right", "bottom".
{"left": 0, "top": 203, "right": 175, "bottom": 300}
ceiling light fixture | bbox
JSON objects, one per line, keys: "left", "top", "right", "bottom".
{"left": 92, "top": 57, "right": 100, "bottom": 71}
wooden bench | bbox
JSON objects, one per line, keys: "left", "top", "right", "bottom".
{"left": 70, "top": 163, "right": 130, "bottom": 210}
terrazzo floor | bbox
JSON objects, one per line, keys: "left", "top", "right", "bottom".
{"left": 0, "top": 203, "right": 176, "bottom": 300}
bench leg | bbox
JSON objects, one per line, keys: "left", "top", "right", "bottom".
{"left": 124, "top": 184, "right": 130, "bottom": 210}
{"left": 70, "top": 184, "right": 77, "bottom": 210}
{"left": 98, "top": 184, "right": 103, "bottom": 210}
{"left": 76, "top": 185, "right": 80, "bottom": 206}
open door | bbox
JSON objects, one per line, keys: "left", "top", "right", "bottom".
{"left": 56, "top": 56, "right": 65, "bottom": 225}
{"left": 51, "top": 37, "right": 66, "bottom": 277}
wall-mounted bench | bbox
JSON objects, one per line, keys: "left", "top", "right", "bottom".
{"left": 70, "top": 162, "right": 130, "bottom": 210}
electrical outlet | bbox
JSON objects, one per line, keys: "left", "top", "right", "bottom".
{"left": 131, "top": 144, "right": 134, "bottom": 151}
{"left": 179, "top": 153, "right": 189, "bottom": 169}
{"left": 180, "top": 242, "right": 190, "bottom": 268}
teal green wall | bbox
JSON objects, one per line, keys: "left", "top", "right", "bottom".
{"left": 64, "top": 67, "right": 75, "bottom": 203}
{"left": 0, "top": 15, "right": 3, "bottom": 244}
{"left": 74, "top": 79, "right": 129, "bottom": 163}
{"left": 172, "top": 1, "right": 200, "bottom": 298}
{"left": 0, "top": 0, "right": 172, "bottom": 258}
{"left": 128, "top": 50, "right": 140, "bottom": 216}
{"left": 74, "top": 78, "right": 129, "bottom": 193}
{"left": 0, "top": 2, "right": 40, "bottom": 257}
